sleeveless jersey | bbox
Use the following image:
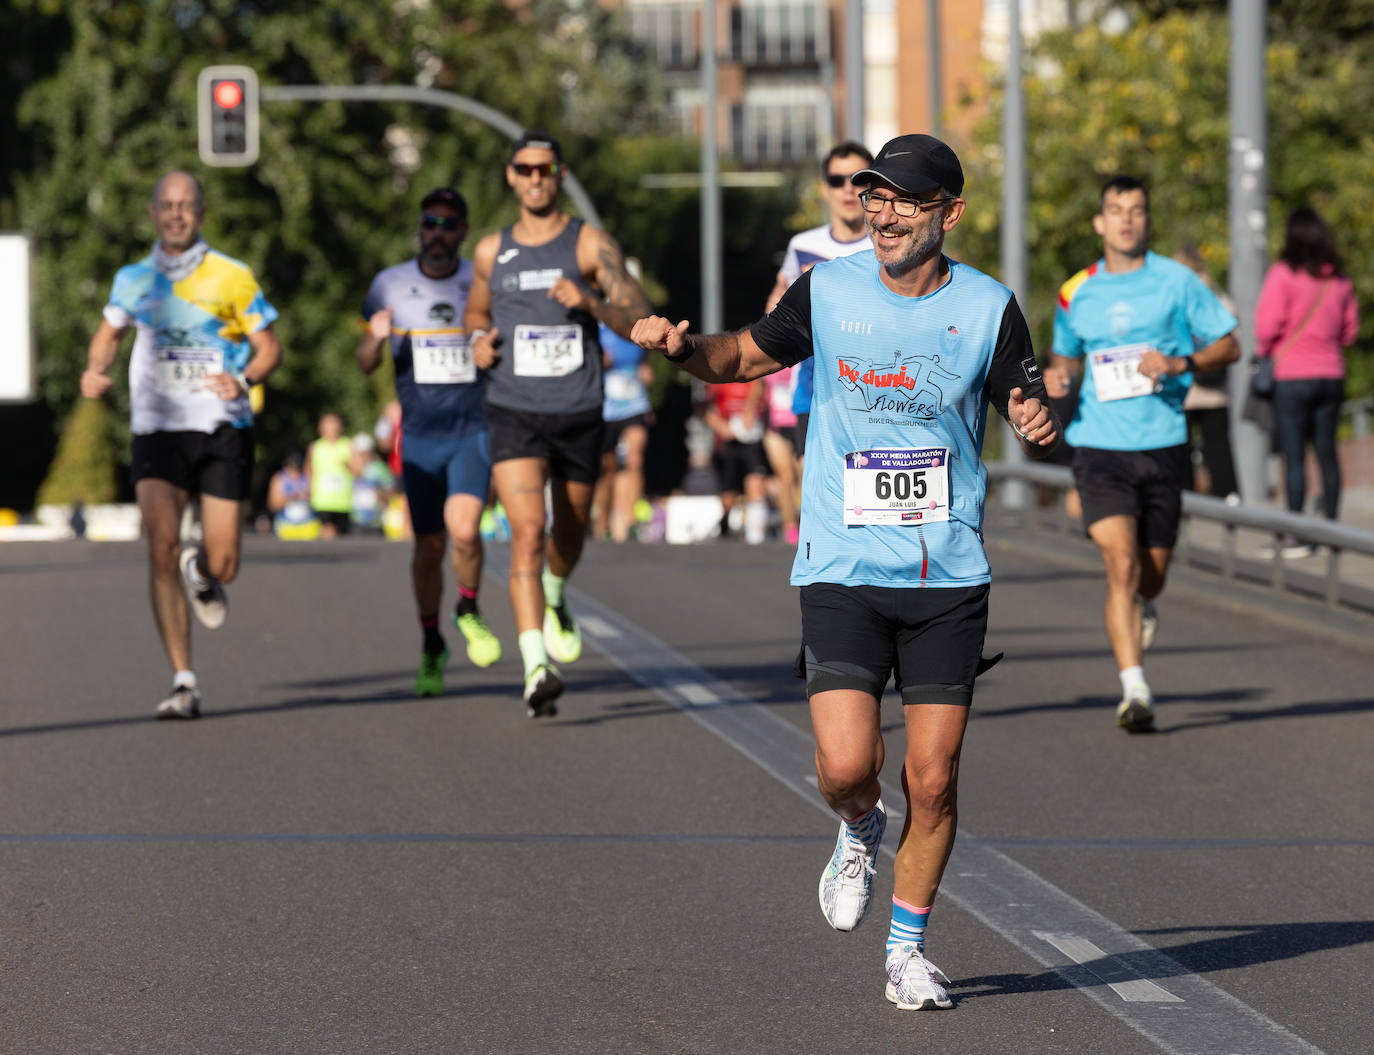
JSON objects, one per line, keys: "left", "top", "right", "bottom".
{"left": 1053, "top": 251, "right": 1237, "bottom": 450}
{"left": 310, "top": 437, "right": 354, "bottom": 513}
{"left": 751, "top": 253, "right": 1045, "bottom": 589}
{"left": 361, "top": 258, "right": 485, "bottom": 441}
{"left": 485, "top": 218, "right": 601, "bottom": 415}
{"left": 103, "top": 247, "right": 278, "bottom": 435}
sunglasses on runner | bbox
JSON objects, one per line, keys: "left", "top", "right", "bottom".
{"left": 420, "top": 214, "right": 462, "bottom": 231}
{"left": 511, "top": 162, "right": 560, "bottom": 179}
{"left": 824, "top": 173, "right": 853, "bottom": 188}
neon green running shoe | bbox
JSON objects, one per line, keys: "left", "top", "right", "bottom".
{"left": 454, "top": 610, "right": 502, "bottom": 668}
{"left": 415, "top": 649, "right": 448, "bottom": 697}
{"left": 543, "top": 603, "right": 582, "bottom": 664}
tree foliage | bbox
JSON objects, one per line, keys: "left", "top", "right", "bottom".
{"left": 953, "top": 8, "right": 1374, "bottom": 400}
{"left": 9, "top": 0, "right": 784, "bottom": 506}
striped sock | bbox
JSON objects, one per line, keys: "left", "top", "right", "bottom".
{"left": 887, "top": 897, "right": 931, "bottom": 955}
{"left": 843, "top": 801, "right": 884, "bottom": 852}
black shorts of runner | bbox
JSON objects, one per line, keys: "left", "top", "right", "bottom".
{"left": 130, "top": 424, "right": 253, "bottom": 500}
{"left": 602, "top": 413, "right": 650, "bottom": 459}
{"left": 795, "top": 582, "right": 989, "bottom": 706}
{"left": 314, "top": 510, "right": 352, "bottom": 534}
{"left": 715, "top": 439, "right": 770, "bottom": 493}
{"left": 794, "top": 413, "right": 809, "bottom": 456}
{"left": 485, "top": 403, "right": 604, "bottom": 484}
{"left": 1073, "top": 444, "right": 1190, "bottom": 549}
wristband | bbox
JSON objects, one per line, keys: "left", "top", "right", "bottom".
{"left": 234, "top": 372, "right": 252, "bottom": 393}
{"left": 664, "top": 339, "right": 695, "bottom": 364}
{"left": 1183, "top": 354, "right": 1198, "bottom": 374}
{"left": 469, "top": 329, "right": 488, "bottom": 344}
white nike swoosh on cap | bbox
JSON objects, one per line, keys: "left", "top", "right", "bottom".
{"left": 884, "top": 151, "right": 912, "bottom": 157}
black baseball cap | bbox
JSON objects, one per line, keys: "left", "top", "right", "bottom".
{"left": 419, "top": 187, "right": 468, "bottom": 219}
{"left": 509, "top": 130, "right": 563, "bottom": 163}
{"left": 850, "top": 134, "right": 964, "bottom": 197}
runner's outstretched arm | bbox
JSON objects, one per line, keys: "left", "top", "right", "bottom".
{"left": 629, "top": 316, "right": 782, "bottom": 384}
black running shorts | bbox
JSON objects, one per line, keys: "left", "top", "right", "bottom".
{"left": 796, "top": 582, "right": 989, "bottom": 706}
{"left": 131, "top": 424, "right": 254, "bottom": 500}
{"left": 1072, "top": 444, "right": 1190, "bottom": 549}
{"left": 485, "top": 403, "right": 604, "bottom": 484}
{"left": 715, "top": 438, "right": 770, "bottom": 493}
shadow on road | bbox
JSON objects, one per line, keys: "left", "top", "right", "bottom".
{"left": 955, "top": 920, "right": 1374, "bottom": 1000}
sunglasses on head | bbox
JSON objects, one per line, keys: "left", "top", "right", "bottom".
{"left": 421, "top": 214, "right": 461, "bottom": 231}
{"left": 512, "top": 162, "right": 560, "bottom": 178}
{"left": 824, "top": 173, "right": 853, "bottom": 188}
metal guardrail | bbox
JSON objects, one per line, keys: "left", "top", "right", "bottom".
{"left": 987, "top": 460, "right": 1374, "bottom": 613}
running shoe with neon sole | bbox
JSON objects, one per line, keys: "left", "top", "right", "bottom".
{"left": 155, "top": 684, "right": 201, "bottom": 720}
{"left": 885, "top": 944, "right": 954, "bottom": 1010}
{"left": 179, "top": 546, "right": 227, "bottom": 630}
{"left": 415, "top": 649, "right": 448, "bottom": 697}
{"left": 818, "top": 800, "right": 886, "bottom": 931}
{"left": 454, "top": 611, "right": 502, "bottom": 668}
{"left": 1139, "top": 597, "right": 1158, "bottom": 652}
{"left": 523, "top": 662, "right": 564, "bottom": 718}
{"left": 1116, "top": 685, "right": 1155, "bottom": 732}
{"left": 543, "top": 603, "right": 582, "bottom": 664}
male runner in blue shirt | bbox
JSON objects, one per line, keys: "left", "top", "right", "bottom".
{"left": 1046, "top": 176, "right": 1238, "bottom": 733}
{"left": 633, "top": 134, "right": 1060, "bottom": 1012}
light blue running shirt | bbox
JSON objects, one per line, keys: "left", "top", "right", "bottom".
{"left": 1053, "top": 251, "right": 1237, "bottom": 450}
{"left": 751, "top": 252, "right": 1046, "bottom": 589}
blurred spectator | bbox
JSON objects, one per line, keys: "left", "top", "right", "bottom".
{"left": 594, "top": 321, "right": 654, "bottom": 542}
{"left": 373, "top": 399, "right": 410, "bottom": 539}
{"left": 267, "top": 450, "right": 320, "bottom": 540}
{"left": 1255, "top": 206, "right": 1360, "bottom": 547}
{"left": 348, "top": 432, "right": 395, "bottom": 535}
{"left": 763, "top": 366, "right": 801, "bottom": 545}
{"left": 704, "top": 380, "right": 769, "bottom": 544}
{"left": 308, "top": 412, "right": 353, "bottom": 538}
{"left": 1173, "top": 245, "right": 1240, "bottom": 502}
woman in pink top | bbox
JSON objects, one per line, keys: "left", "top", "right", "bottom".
{"left": 1254, "top": 206, "right": 1359, "bottom": 525}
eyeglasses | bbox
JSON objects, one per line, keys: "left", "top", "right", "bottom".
{"left": 858, "top": 190, "right": 956, "bottom": 217}
{"left": 420, "top": 214, "right": 462, "bottom": 231}
{"left": 512, "top": 162, "right": 560, "bottom": 179}
{"left": 824, "top": 173, "right": 853, "bottom": 189}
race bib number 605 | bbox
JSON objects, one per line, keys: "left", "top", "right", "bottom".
{"left": 843, "top": 447, "right": 950, "bottom": 526}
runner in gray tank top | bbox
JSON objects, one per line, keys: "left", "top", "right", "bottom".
{"left": 466, "top": 130, "right": 652, "bottom": 717}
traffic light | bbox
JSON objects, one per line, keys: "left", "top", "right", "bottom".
{"left": 197, "top": 65, "right": 259, "bottom": 167}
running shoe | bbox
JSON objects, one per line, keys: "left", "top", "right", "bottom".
{"left": 523, "top": 663, "right": 564, "bottom": 718}
{"left": 543, "top": 603, "right": 582, "bottom": 664}
{"left": 1139, "top": 597, "right": 1159, "bottom": 652}
{"left": 818, "top": 800, "right": 886, "bottom": 931}
{"left": 415, "top": 649, "right": 448, "bottom": 697}
{"left": 885, "top": 944, "right": 954, "bottom": 1010}
{"left": 179, "top": 546, "right": 227, "bottom": 630}
{"left": 155, "top": 684, "right": 201, "bottom": 720}
{"left": 1116, "top": 685, "right": 1155, "bottom": 733}
{"left": 454, "top": 611, "right": 502, "bottom": 668}
{"left": 1258, "top": 534, "right": 1314, "bottom": 560}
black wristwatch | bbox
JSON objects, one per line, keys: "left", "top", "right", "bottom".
{"left": 1182, "top": 355, "right": 1199, "bottom": 374}
{"left": 664, "top": 340, "right": 695, "bottom": 364}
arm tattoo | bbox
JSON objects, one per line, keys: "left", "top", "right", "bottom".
{"left": 593, "top": 235, "right": 651, "bottom": 339}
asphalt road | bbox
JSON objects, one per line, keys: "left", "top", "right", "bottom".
{"left": 1, "top": 525, "right": 1370, "bottom": 1055}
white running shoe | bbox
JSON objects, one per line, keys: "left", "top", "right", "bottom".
{"left": 156, "top": 684, "right": 201, "bottom": 720}
{"left": 1116, "top": 686, "right": 1155, "bottom": 732}
{"left": 523, "top": 663, "right": 564, "bottom": 718}
{"left": 179, "top": 546, "right": 227, "bottom": 630}
{"left": 1139, "top": 597, "right": 1158, "bottom": 652}
{"left": 885, "top": 944, "right": 954, "bottom": 1010}
{"left": 818, "top": 800, "right": 886, "bottom": 931}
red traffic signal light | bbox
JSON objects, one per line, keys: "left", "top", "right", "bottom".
{"left": 197, "top": 65, "right": 259, "bottom": 167}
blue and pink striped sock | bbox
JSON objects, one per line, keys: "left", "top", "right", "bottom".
{"left": 887, "top": 897, "right": 931, "bottom": 955}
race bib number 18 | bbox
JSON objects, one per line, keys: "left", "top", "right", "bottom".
{"left": 1089, "top": 343, "right": 1155, "bottom": 402}
{"left": 154, "top": 346, "right": 222, "bottom": 397}
{"left": 843, "top": 447, "right": 950, "bottom": 526}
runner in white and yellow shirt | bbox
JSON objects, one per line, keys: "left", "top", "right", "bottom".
{"left": 81, "top": 170, "right": 282, "bottom": 720}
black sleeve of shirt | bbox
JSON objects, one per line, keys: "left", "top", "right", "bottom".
{"left": 749, "top": 267, "right": 814, "bottom": 367}
{"left": 984, "top": 294, "right": 1047, "bottom": 417}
